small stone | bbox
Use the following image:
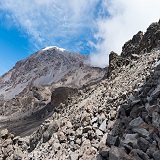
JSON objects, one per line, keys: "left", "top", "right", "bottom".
{"left": 83, "top": 126, "right": 92, "bottom": 133}
{"left": 70, "top": 152, "right": 79, "bottom": 160}
{"left": 75, "top": 138, "right": 81, "bottom": 145}
{"left": 109, "top": 146, "right": 131, "bottom": 160}
{"left": 66, "top": 121, "right": 73, "bottom": 128}
{"left": 0, "top": 129, "right": 8, "bottom": 138}
{"left": 130, "top": 149, "right": 150, "bottom": 160}
{"left": 153, "top": 150, "right": 160, "bottom": 160}
{"left": 98, "top": 113, "right": 106, "bottom": 124}
{"left": 152, "top": 112, "right": 160, "bottom": 129}
{"left": 132, "top": 128, "right": 149, "bottom": 138}
{"left": 137, "top": 137, "right": 149, "bottom": 152}
{"left": 99, "top": 118, "right": 108, "bottom": 132}
{"left": 129, "top": 117, "right": 147, "bottom": 129}
{"left": 58, "top": 132, "right": 67, "bottom": 143}
{"left": 123, "top": 134, "right": 138, "bottom": 147}
{"left": 84, "top": 147, "right": 96, "bottom": 156}
{"left": 100, "top": 133, "right": 108, "bottom": 145}
{"left": 107, "top": 121, "right": 115, "bottom": 130}
{"left": 2, "top": 139, "right": 12, "bottom": 147}
{"left": 96, "top": 129, "right": 103, "bottom": 136}
{"left": 99, "top": 143, "right": 109, "bottom": 158}
{"left": 91, "top": 117, "right": 98, "bottom": 124}
{"left": 145, "top": 105, "right": 159, "bottom": 116}
{"left": 53, "top": 143, "right": 61, "bottom": 150}
{"left": 93, "top": 123, "right": 98, "bottom": 128}
{"left": 86, "top": 105, "right": 93, "bottom": 113}
{"left": 109, "top": 110, "right": 117, "bottom": 120}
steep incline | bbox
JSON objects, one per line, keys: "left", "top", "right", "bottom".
{"left": 0, "top": 46, "right": 105, "bottom": 100}
{"left": 0, "top": 21, "right": 160, "bottom": 160}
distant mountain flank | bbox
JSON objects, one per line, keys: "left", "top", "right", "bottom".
{"left": 0, "top": 46, "right": 106, "bottom": 100}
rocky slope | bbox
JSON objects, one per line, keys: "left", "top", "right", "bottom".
{"left": 0, "top": 46, "right": 105, "bottom": 136}
{"left": 0, "top": 46, "right": 105, "bottom": 100}
{"left": 0, "top": 20, "right": 160, "bottom": 160}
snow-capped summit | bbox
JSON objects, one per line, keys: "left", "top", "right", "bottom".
{"left": 42, "top": 46, "right": 65, "bottom": 52}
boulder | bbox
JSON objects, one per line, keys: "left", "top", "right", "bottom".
{"left": 106, "top": 134, "right": 120, "bottom": 147}
{"left": 137, "top": 137, "right": 149, "bottom": 152}
{"left": 153, "top": 150, "right": 160, "bottom": 160}
{"left": 99, "top": 118, "right": 108, "bottom": 132}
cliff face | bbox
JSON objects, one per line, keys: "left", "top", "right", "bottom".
{"left": 108, "top": 20, "right": 160, "bottom": 78}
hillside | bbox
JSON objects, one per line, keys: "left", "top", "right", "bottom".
{"left": 0, "top": 20, "right": 160, "bottom": 160}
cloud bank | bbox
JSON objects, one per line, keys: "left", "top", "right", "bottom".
{"left": 0, "top": 0, "right": 160, "bottom": 68}
{"left": 0, "top": 0, "right": 99, "bottom": 53}
{"left": 90, "top": 0, "right": 160, "bottom": 67}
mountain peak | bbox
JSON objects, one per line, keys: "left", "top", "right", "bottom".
{"left": 42, "top": 46, "right": 65, "bottom": 52}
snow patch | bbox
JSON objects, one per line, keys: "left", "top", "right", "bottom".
{"left": 42, "top": 46, "right": 65, "bottom": 52}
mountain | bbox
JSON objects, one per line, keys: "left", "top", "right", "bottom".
{"left": 0, "top": 20, "right": 160, "bottom": 160}
{"left": 0, "top": 46, "right": 105, "bottom": 136}
{"left": 0, "top": 46, "right": 105, "bottom": 100}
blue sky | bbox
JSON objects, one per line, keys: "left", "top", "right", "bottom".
{"left": 0, "top": 0, "right": 160, "bottom": 76}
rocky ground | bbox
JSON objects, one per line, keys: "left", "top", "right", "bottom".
{"left": 0, "top": 21, "right": 160, "bottom": 159}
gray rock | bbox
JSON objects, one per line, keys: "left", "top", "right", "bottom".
{"left": 106, "top": 134, "right": 120, "bottom": 147}
{"left": 153, "top": 150, "right": 160, "bottom": 160}
{"left": 151, "top": 88, "right": 160, "bottom": 100}
{"left": 70, "top": 152, "right": 79, "bottom": 160}
{"left": 83, "top": 126, "right": 92, "bottom": 133}
{"left": 137, "top": 137, "right": 149, "bottom": 152}
{"left": 152, "top": 112, "right": 160, "bottom": 129}
{"left": 129, "top": 117, "right": 146, "bottom": 128}
{"left": 99, "top": 143, "right": 109, "bottom": 158}
{"left": 57, "top": 132, "right": 67, "bottom": 143}
{"left": 145, "top": 104, "right": 159, "bottom": 116}
{"left": 130, "top": 149, "right": 150, "bottom": 160}
{"left": 132, "top": 128, "right": 149, "bottom": 138}
{"left": 96, "top": 129, "right": 103, "bottom": 136}
{"left": 99, "top": 119, "right": 108, "bottom": 132}
{"left": 43, "top": 131, "right": 50, "bottom": 143}
{"left": 123, "top": 134, "right": 138, "bottom": 147}
{"left": 109, "top": 146, "right": 131, "bottom": 160}
{"left": 96, "top": 154, "right": 104, "bottom": 160}
{"left": 91, "top": 117, "right": 98, "bottom": 124}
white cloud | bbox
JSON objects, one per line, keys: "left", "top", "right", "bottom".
{"left": 0, "top": 0, "right": 98, "bottom": 52}
{"left": 89, "top": 0, "right": 160, "bottom": 67}
{"left": 0, "top": 0, "right": 160, "bottom": 68}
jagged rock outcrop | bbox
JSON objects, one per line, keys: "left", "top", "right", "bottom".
{"left": 101, "top": 57, "right": 160, "bottom": 160}
{"left": 107, "top": 51, "right": 130, "bottom": 78}
{"left": 122, "top": 20, "right": 160, "bottom": 58}
{"left": 108, "top": 20, "right": 160, "bottom": 77}
{"left": 121, "top": 31, "right": 144, "bottom": 58}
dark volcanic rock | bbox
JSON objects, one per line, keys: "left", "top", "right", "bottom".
{"left": 121, "top": 31, "right": 143, "bottom": 58}
{"left": 51, "top": 87, "right": 78, "bottom": 107}
{"left": 107, "top": 51, "right": 130, "bottom": 77}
